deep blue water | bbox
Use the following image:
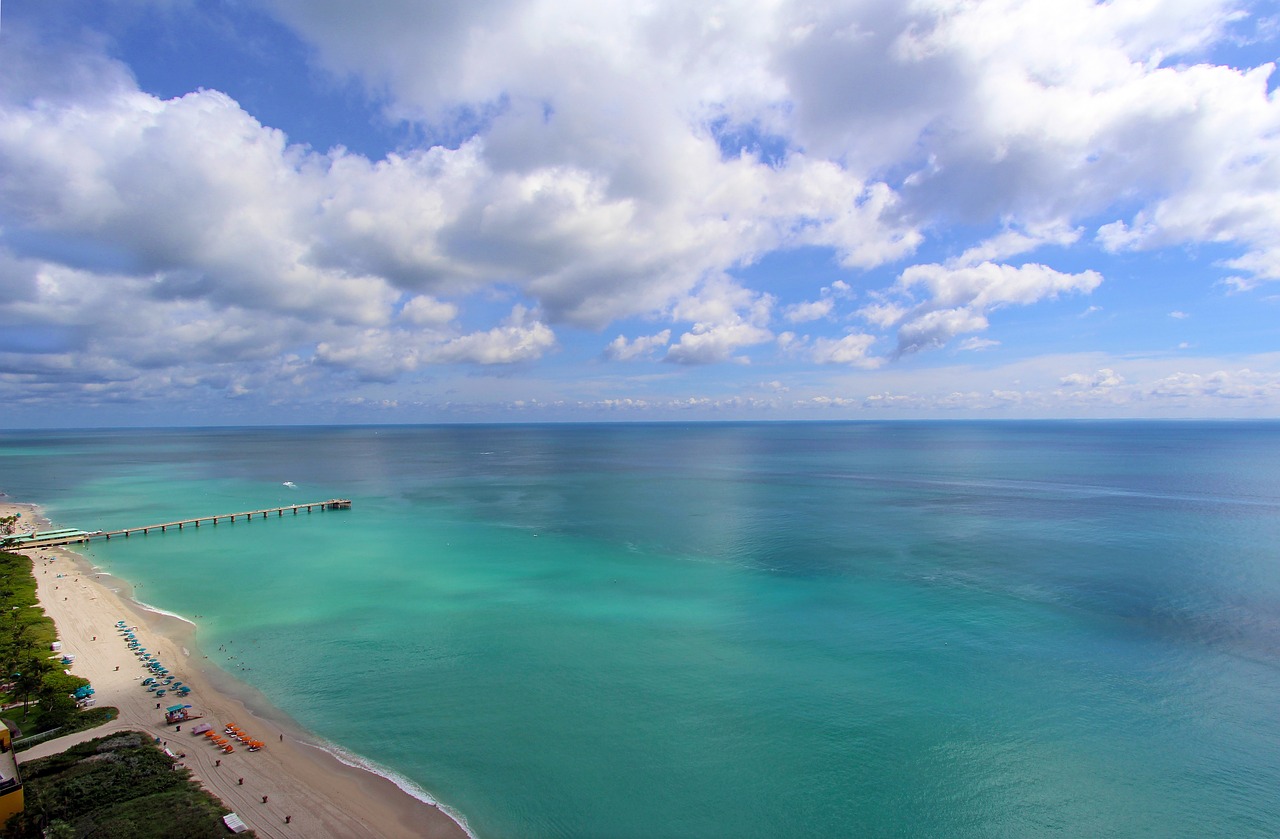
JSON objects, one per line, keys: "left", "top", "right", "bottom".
{"left": 3, "top": 422, "right": 1279, "bottom": 837}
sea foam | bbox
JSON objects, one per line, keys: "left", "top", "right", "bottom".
{"left": 300, "top": 738, "right": 476, "bottom": 839}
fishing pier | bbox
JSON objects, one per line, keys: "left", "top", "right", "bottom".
{"left": 6, "top": 500, "right": 352, "bottom": 550}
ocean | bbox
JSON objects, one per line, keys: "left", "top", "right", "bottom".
{"left": 2, "top": 422, "right": 1279, "bottom": 837}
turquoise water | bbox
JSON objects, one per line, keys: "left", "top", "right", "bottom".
{"left": 3, "top": 422, "right": 1280, "bottom": 837}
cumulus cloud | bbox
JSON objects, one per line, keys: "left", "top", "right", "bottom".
{"left": 431, "top": 308, "right": 557, "bottom": 364}
{"left": 399, "top": 295, "right": 459, "bottom": 326}
{"left": 810, "top": 333, "right": 880, "bottom": 367}
{"left": 899, "top": 262, "right": 1103, "bottom": 311}
{"left": 665, "top": 321, "right": 773, "bottom": 365}
{"left": 665, "top": 279, "right": 775, "bottom": 364}
{"left": 868, "top": 261, "right": 1102, "bottom": 355}
{"left": 1, "top": 0, "right": 1278, "bottom": 418}
{"left": 784, "top": 298, "right": 834, "bottom": 323}
{"left": 316, "top": 305, "right": 555, "bottom": 379}
{"left": 1061, "top": 368, "right": 1125, "bottom": 388}
{"left": 604, "top": 330, "right": 672, "bottom": 361}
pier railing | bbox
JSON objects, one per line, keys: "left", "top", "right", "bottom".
{"left": 6, "top": 500, "right": 352, "bottom": 549}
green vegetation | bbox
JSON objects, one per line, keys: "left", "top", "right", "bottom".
{"left": 3, "top": 731, "right": 255, "bottom": 838}
{"left": 0, "top": 516, "right": 21, "bottom": 551}
{"left": 0, "top": 551, "right": 113, "bottom": 741}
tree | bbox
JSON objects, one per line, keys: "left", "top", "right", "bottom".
{"left": 13, "top": 657, "right": 47, "bottom": 713}
{"left": 36, "top": 687, "right": 77, "bottom": 729}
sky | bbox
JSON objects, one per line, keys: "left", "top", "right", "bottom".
{"left": 1, "top": 0, "right": 1279, "bottom": 426}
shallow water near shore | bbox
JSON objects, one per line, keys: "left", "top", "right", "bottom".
{"left": 4, "top": 421, "right": 1280, "bottom": 838}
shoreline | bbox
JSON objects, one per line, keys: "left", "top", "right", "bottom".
{"left": 3, "top": 499, "right": 472, "bottom": 839}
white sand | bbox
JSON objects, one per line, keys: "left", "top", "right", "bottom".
{"left": 4, "top": 501, "right": 470, "bottom": 839}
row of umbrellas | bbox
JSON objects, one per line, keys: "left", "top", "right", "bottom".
{"left": 117, "top": 620, "right": 192, "bottom": 698}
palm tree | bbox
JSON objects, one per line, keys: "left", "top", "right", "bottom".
{"left": 14, "top": 657, "right": 46, "bottom": 713}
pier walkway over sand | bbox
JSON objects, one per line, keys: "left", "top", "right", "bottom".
{"left": 6, "top": 500, "right": 351, "bottom": 549}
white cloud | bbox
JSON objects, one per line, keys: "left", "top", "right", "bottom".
{"left": 315, "top": 304, "right": 555, "bottom": 379}
{"left": 958, "top": 337, "right": 1000, "bottom": 352}
{"left": 784, "top": 298, "right": 834, "bottom": 323}
{"left": 666, "top": 321, "right": 773, "bottom": 365}
{"left": 1061, "top": 368, "right": 1125, "bottom": 389}
{"left": 882, "top": 262, "right": 1102, "bottom": 354}
{"left": 1145, "top": 368, "right": 1280, "bottom": 400}
{"left": 2, "top": 1, "right": 1279, "bottom": 419}
{"left": 1169, "top": 310, "right": 1190, "bottom": 319}
{"left": 399, "top": 295, "right": 459, "bottom": 326}
{"left": 857, "top": 301, "right": 910, "bottom": 330}
{"left": 953, "top": 221, "right": 1084, "bottom": 266}
{"left": 431, "top": 305, "right": 556, "bottom": 364}
{"left": 898, "top": 262, "right": 1103, "bottom": 311}
{"left": 895, "top": 308, "right": 992, "bottom": 355}
{"left": 604, "top": 330, "right": 672, "bottom": 361}
{"left": 810, "top": 333, "right": 880, "bottom": 367}
{"left": 665, "top": 278, "right": 775, "bottom": 364}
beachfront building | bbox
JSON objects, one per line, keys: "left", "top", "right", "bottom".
{"left": 0, "top": 725, "right": 24, "bottom": 824}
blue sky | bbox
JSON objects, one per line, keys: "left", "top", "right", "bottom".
{"left": 1, "top": 0, "right": 1278, "bottom": 426}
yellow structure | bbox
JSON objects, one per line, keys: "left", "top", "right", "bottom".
{"left": 0, "top": 724, "right": 24, "bottom": 825}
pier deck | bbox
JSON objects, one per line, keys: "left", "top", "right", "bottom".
{"left": 5, "top": 500, "right": 352, "bottom": 550}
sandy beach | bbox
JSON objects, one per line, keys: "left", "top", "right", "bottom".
{"left": 3, "top": 500, "right": 470, "bottom": 839}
